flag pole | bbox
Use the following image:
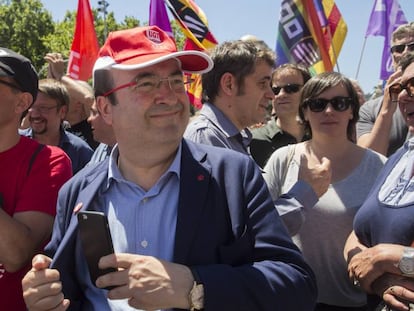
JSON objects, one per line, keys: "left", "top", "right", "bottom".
{"left": 355, "top": 37, "right": 368, "bottom": 80}
{"left": 326, "top": 26, "right": 340, "bottom": 73}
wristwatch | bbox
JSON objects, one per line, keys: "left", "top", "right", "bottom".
{"left": 189, "top": 267, "right": 204, "bottom": 311}
{"left": 398, "top": 247, "right": 414, "bottom": 276}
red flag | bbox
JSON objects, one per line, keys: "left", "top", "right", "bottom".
{"left": 67, "top": 0, "right": 99, "bottom": 81}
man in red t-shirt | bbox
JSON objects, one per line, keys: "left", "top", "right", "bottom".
{"left": 0, "top": 48, "right": 72, "bottom": 310}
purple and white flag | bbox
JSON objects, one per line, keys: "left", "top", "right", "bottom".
{"left": 365, "top": 0, "right": 407, "bottom": 80}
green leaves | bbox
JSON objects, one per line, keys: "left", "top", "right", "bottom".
{"left": 0, "top": 0, "right": 144, "bottom": 77}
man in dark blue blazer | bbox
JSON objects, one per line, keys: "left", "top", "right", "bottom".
{"left": 22, "top": 26, "right": 317, "bottom": 311}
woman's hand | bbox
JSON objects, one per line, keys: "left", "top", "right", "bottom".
{"left": 348, "top": 244, "right": 404, "bottom": 293}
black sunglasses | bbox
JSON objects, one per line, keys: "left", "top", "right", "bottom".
{"left": 390, "top": 42, "right": 414, "bottom": 54}
{"left": 389, "top": 77, "right": 414, "bottom": 97}
{"left": 272, "top": 84, "right": 302, "bottom": 95}
{"left": 305, "top": 96, "right": 353, "bottom": 112}
{"left": 0, "top": 79, "right": 23, "bottom": 92}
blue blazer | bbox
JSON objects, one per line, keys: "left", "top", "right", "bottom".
{"left": 46, "top": 139, "right": 317, "bottom": 310}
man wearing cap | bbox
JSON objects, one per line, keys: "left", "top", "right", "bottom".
{"left": 22, "top": 26, "right": 317, "bottom": 311}
{"left": 0, "top": 48, "right": 72, "bottom": 310}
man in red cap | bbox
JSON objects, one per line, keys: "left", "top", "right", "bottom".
{"left": 22, "top": 26, "right": 317, "bottom": 311}
{"left": 0, "top": 47, "right": 72, "bottom": 310}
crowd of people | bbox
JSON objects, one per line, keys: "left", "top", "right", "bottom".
{"left": 1, "top": 20, "right": 414, "bottom": 311}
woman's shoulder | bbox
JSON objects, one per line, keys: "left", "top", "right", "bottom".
{"left": 360, "top": 146, "right": 388, "bottom": 164}
{"left": 267, "top": 143, "right": 300, "bottom": 163}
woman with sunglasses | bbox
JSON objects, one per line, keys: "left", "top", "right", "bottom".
{"left": 344, "top": 53, "right": 414, "bottom": 311}
{"left": 263, "top": 72, "right": 387, "bottom": 310}
{"left": 250, "top": 63, "right": 311, "bottom": 168}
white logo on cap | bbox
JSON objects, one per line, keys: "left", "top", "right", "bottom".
{"left": 146, "top": 29, "right": 162, "bottom": 44}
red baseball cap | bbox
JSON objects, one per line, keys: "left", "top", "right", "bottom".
{"left": 93, "top": 26, "right": 213, "bottom": 74}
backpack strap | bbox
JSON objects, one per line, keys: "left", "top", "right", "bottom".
{"left": 27, "top": 144, "right": 45, "bottom": 176}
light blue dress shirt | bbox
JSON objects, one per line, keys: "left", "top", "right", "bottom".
{"left": 77, "top": 144, "right": 181, "bottom": 311}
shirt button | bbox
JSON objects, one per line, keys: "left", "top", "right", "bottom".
{"left": 141, "top": 240, "right": 148, "bottom": 248}
{"left": 142, "top": 198, "right": 148, "bottom": 203}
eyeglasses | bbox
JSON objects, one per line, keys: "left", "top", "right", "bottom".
{"left": 102, "top": 74, "right": 194, "bottom": 97}
{"left": 271, "top": 84, "right": 302, "bottom": 95}
{"left": 389, "top": 77, "right": 414, "bottom": 97}
{"left": 0, "top": 79, "right": 23, "bottom": 92}
{"left": 390, "top": 42, "right": 414, "bottom": 54}
{"left": 28, "top": 105, "right": 59, "bottom": 114}
{"left": 305, "top": 96, "right": 353, "bottom": 112}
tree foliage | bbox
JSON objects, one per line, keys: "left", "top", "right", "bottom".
{"left": 0, "top": 0, "right": 54, "bottom": 70}
{"left": 0, "top": 0, "right": 187, "bottom": 76}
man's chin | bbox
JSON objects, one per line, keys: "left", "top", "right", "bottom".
{"left": 31, "top": 128, "right": 47, "bottom": 135}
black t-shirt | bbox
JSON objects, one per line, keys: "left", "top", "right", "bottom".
{"left": 67, "top": 119, "right": 99, "bottom": 150}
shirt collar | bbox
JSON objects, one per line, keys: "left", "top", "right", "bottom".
{"left": 202, "top": 102, "right": 252, "bottom": 148}
{"left": 405, "top": 137, "right": 414, "bottom": 151}
{"left": 201, "top": 102, "right": 242, "bottom": 138}
{"left": 106, "top": 143, "right": 182, "bottom": 190}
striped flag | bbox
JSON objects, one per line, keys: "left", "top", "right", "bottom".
{"left": 165, "top": 0, "right": 218, "bottom": 51}
{"left": 365, "top": 0, "right": 407, "bottom": 80}
{"left": 67, "top": 0, "right": 99, "bottom": 81}
{"left": 165, "top": 0, "right": 218, "bottom": 108}
{"left": 275, "top": 0, "right": 347, "bottom": 75}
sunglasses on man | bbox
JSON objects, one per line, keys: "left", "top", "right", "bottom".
{"left": 390, "top": 42, "right": 414, "bottom": 54}
{"left": 0, "top": 79, "right": 24, "bottom": 92}
{"left": 389, "top": 77, "right": 414, "bottom": 98}
{"left": 304, "top": 96, "right": 353, "bottom": 113}
{"left": 271, "top": 84, "right": 302, "bottom": 95}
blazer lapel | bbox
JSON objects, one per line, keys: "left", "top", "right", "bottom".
{"left": 51, "top": 169, "right": 107, "bottom": 262}
{"left": 173, "top": 140, "right": 212, "bottom": 264}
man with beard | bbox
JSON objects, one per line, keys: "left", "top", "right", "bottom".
{"left": 20, "top": 78, "right": 93, "bottom": 174}
{"left": 44, "top": 52, "right": 99, "bottom": 150}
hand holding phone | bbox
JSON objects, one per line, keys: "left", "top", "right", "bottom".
{"left": 77, "top": 211, "right": 117, "bottom": 288}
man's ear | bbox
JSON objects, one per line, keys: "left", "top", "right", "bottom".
{"left": 15, "top": 92, "right": 33, "bottom": 114}
{"left": 220, "top": 72, "right": 236, "bottom": 96}
{"left": 96, "top": 96, "right": 113, "bottom": 126}
{"left": 59, "top": 104, "right": 68, "bottom": 120}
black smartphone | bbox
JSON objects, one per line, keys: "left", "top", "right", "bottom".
{"left": 77, "top": 211, "right": 117, "bottom": 288}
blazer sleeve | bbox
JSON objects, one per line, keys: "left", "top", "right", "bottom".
{"left": 193, "top": 156, "right": 317, "bottom": 311}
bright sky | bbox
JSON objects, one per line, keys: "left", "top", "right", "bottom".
{"left": 40, "top": 0, "right": 414, "bottom": 94}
